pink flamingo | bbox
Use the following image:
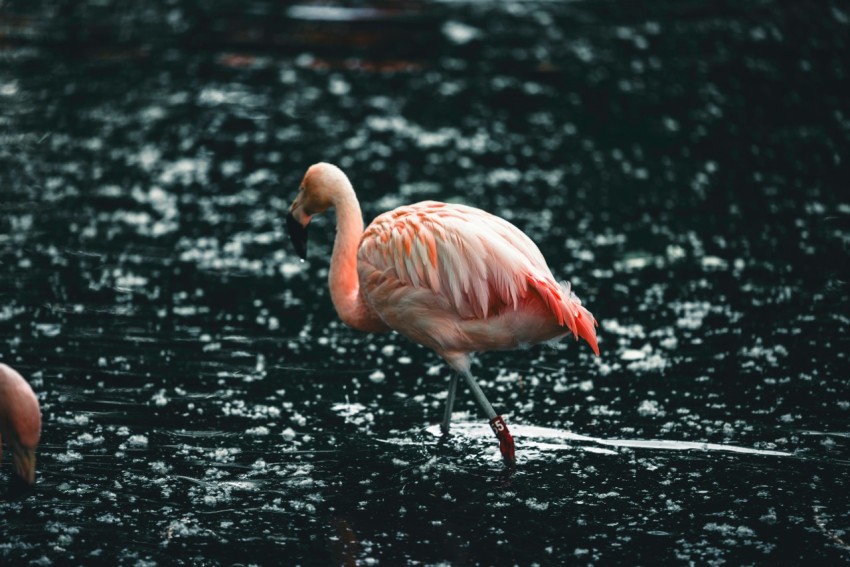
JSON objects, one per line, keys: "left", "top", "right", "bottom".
{"left": 286, "top": 163, "right": 599, "bottom": 465}
{"left": 0, "top": 363, "right": 41, "bottom": 494}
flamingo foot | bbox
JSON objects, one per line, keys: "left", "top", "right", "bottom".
{"left": 489, "top": 415, "right": 516, "bottom": 466}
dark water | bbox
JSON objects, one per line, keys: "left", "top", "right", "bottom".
{"left": 2, "top": 1, "right": 850, "bottom": 564}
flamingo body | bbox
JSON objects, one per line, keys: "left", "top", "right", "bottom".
{"left": 358, "top": 201, "right": 598, "bottom": 369}
{"left": 0, "top": 363, "right": 41, "bottom": 492}
{"left": 287, "top": 163, "right": 599, "bottom": 464}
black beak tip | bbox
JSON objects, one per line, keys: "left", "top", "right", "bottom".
{"left": 286, "top": 212, "right": 309, "bottom": 260}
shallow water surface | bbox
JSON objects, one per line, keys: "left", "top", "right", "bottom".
{"left": 1, "top": 0, "right": 849, "bottom": 564}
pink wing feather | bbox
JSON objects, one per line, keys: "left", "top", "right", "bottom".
{"left": 359, "top": 201, "right": 599, "bottom": 354}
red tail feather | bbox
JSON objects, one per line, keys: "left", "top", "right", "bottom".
{"left": 528, "top": 276, "right": 599, "bottom": 355}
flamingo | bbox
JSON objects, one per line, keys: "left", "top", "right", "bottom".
{"left": 286, "top": 163, "right": 599, "bottom": 465}
{"left": 0, "top": 363, "right": 41, "bottom": 495}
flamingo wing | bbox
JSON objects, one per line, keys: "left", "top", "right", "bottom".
{"left": 358, "top": 201, "right": 598, "bottom": 353}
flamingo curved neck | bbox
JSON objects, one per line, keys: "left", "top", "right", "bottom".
{"left": 327, "top": 183, "right": 387, "bottom": 333}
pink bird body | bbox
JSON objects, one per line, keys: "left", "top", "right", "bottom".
{"left": 358, "top": 201, "right": 598, "bottom": 369}
{"left": 0, "top": 363, "right": 41, "bottom": 490}
{"left": 287, "top": 163, "right": 599, "bottom": 465}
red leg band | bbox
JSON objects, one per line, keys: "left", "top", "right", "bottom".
{"left": 489, "top": 415, "right": 516, "bottom": 466}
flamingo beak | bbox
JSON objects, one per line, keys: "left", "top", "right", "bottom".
{"left": 286, "top": 211, "right": 309, "bottom": 260}
{"left": 7, "top": 449, "right": 36, "bottom": 500}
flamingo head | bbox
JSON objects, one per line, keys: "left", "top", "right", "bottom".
{"left": 0, "top": 364, "right": 41, "bottom": 499}
{"left": 286, "top": 163, "right": 344, "bottom": 260}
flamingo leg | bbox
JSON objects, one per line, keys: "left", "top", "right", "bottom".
{"left": 460, "top": 370, "right": 516, "bottom": 466}
{"left": 441, "top": 373, "right": 459, "bottom": 435}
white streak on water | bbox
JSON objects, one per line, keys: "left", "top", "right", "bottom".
{"left": 423, "top": 423, "right": 793, "bottom": 457}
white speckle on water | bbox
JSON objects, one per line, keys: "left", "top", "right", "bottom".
{"left": 245, "top": 169, "right": 273, "bottom": 186}
{"left": 673, "top": 301, "right": 713, "bottom": 330}
{"left": 151, "top": 389, "right": 169, "bottom": 407}
{"left": 329, "top": 76, "right": 351, "bottom": 96}
{"left": 222, "top": 401, "right": 281, "bottom": 419}
{"left": 125, "top": 435, "right": 149, "bottom": 449}
{"left": 0, "top": 305, "right": 25, "bottom": 322}
{"left": 209, "top": 447, "right": 240, "bottom": 462}
{"left": 740, "top": 341, "right": 788, "bottom": 365}
{"left": 331, "top": 402, "right": 374, "bottom": 426}
{"left": 637, "top": 399, "right": 665, "bottom": 417}
{"left": 526, "top": 498, "right": 550, "bottom": 511}
{"left": 627, "top": 352, "right": 669, "bottom": 373}
{"left": 443, "top": 21, "right": 481, "bottom": 44}
{"left": 369, "top": 369, "right": 386, "bottom": 383}
{"left": 663, "top": 116, "right": 679, "bottom": 131}
{"left": 704, "top": 523, "right": 757, "bottom": 538}
{"left": 158, "top": 157, "right": 210, "bottom": 187}
{"left": 603, "top": 319, "right": 646, "bottom": 339}
{"left": 165, "top": 518, "right": 202, "bottom": 538}
{"left": 701, "top": 255, "right": 728, "bottom": 270}
{"left": 136, "top": 145, "right": 161, "bottom": 171}
{"left": 34, "top": 323, "right": 61, "bottom": 337}
{"left": 623, "top": 256, "right": 651, "bottom": 270}
{"left": 56, "top": 451, "right": 84, "bottom": 463}
{"left": 621, "top": 348, "right": 647, "bottom": 361}
{"left": 666, "top": 244, "right": 686, "bottom": 261}
{"left": 69, "top": 433, "right": 104, "bottom": 446}
{"left": 0, "top": 80, "right": 20, "bottom": 97}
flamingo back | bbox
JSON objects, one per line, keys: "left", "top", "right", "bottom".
{"left": 358, "top": 201, "right": 598, "bottom": 354}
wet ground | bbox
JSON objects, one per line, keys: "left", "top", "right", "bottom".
{"left": 2, "top": 0, "right": 850, "bottom": 564}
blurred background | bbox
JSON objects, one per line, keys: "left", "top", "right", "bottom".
{"left": 1, "top": 0, "right": 849, "bottom": 564}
